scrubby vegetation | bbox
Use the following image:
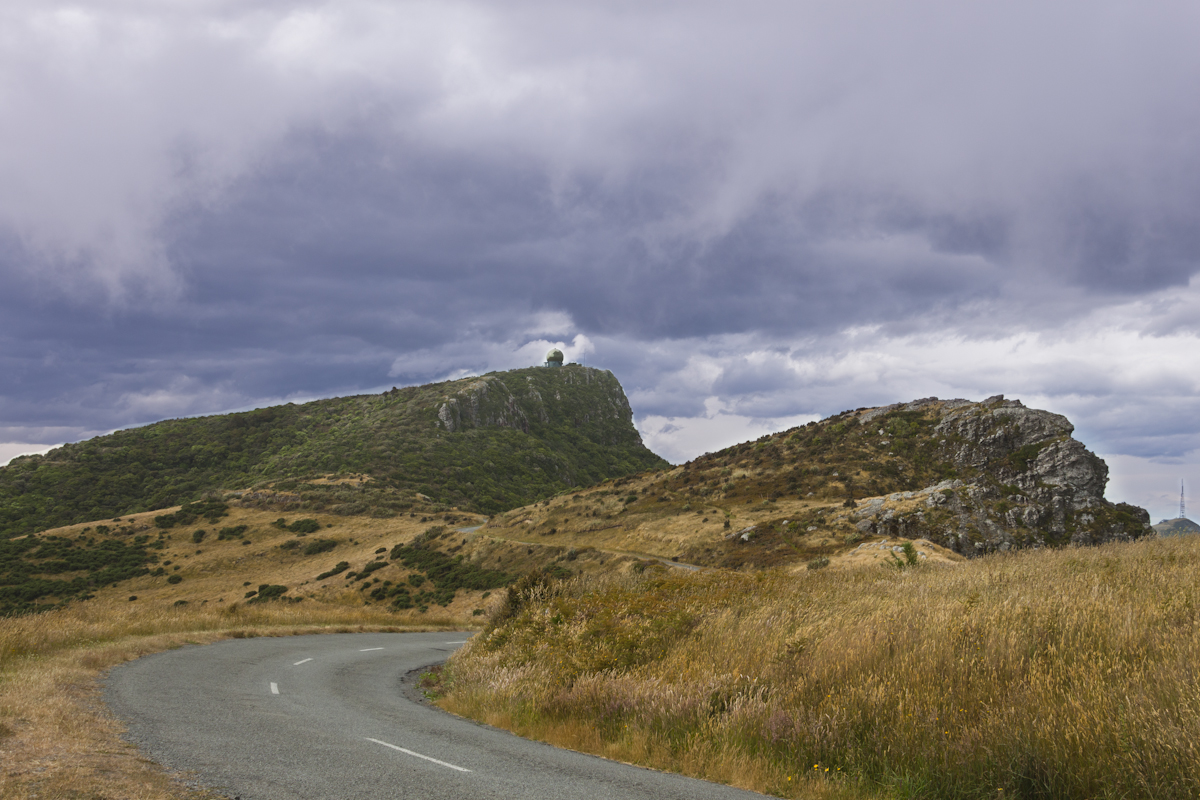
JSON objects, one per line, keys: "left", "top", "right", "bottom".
{"left": 301, "top": 538, "right": 338, "bottom": 556}
{"left": 154, "top": 499, "right": 229, "bottom": 529}
{"left": 315, "top": 561, "right": 350, "bottom": 580}
{"left": 442, "top": 535, "right": 1200, "bottom": 799}
{"left": 0, "top": 366, "right": 666, "bottom": 538}
{"left": 0, "top": 533, "right": 159, "bottom": 616}
{"left": 387, "top": 527, "right": 514, "bottom": 607}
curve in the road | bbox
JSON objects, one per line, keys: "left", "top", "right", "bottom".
{"left": 104, "top": 632, "right": 773, "bottom": 800}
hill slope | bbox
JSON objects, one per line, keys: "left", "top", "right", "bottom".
{"left": 0, "top": 365, "right": 667, "bottom": 537}
{"left": 470, "top": 394, "right": 1150, "bottom": 568}
{"left": 1154, "top": 517, "right": 1200, "bottom": 536}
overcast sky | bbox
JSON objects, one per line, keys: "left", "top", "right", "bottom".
{"left": 3, "top": 1, "right": 1199, "bottom": 522}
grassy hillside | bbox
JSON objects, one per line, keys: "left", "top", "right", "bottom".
{"left": 440, "top": 534, "right": 1200, "bottom": 800}
{"left": 0, "top": 365, "right": 667, "bottom": 537}
{"left": 476, "top": 396, "right": 1148, "bottom": 572}
{"left": 1154, "top": 517, "right": 1200, "bottom": 536}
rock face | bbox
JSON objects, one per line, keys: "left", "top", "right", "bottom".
{"left": 849, "top": 396, "right": 1151, "bottom": 555}
{"left": 434, "top": 365, "right": 642, "bottom": 448}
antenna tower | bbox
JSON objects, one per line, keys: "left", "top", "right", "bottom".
{"left": 1181, "top": 480, "right": 1187, "bottom": 520}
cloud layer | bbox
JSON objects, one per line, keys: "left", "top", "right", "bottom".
{"left": 2, "top": 1, "right": 1199, "bottom": 521}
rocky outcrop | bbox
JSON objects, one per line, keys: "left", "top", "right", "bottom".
{"left": 845, "top": 395, "right": 1151, "bottom": 555}
{"left": 434, "top": 365, "right": 647, "bottom": 448}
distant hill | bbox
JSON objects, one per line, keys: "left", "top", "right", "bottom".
{"left": 0, "top": 365, "right": 667, "bottom": 537}
{"left": 1153, "top": 517, "right": 1200, "bottom": 536}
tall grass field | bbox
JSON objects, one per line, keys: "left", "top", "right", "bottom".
{"left": 440, "top": 535, "right": 1200, "bottom": 799}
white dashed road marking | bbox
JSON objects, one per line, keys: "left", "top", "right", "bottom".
{"left": 365, "top": 738, "right": 471, "bottom": 772}
{"left": 270, "top": 682, "right": 280, "bottom": 695}
{"left": 359, "top": 647, "right": 384, "bottom": 652}
{"left": 293, "top": 658, "right": 313, "bottom": 666}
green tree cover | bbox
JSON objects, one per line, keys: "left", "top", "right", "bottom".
{"left": 0, "top": 366, "right": 667, "bottom": 538}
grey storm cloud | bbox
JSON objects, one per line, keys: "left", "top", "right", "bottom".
{"left": 3, "top": 0, "right": 1200, "bottom": 519}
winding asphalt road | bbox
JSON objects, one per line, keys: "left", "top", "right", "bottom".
{"left": 104, "top": 632, "right": 773, "bottom": 799}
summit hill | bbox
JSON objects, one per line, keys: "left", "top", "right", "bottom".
{"left": 0, "top": 365, "right": 667, "bottom": 538}
{"left": 1154, "top": 517, "right": 1200, "bottom": 536}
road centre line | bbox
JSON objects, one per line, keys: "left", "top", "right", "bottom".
{"left": 445, "top": 640, "right": 467, "bottom": 644}
{"left": 359, "top": 647, "right": 384, "bottom": 652}
{"left": 293, "top": 658, "right": 313, "bottom": 665}
{"left": 365, "top": 738, "right": 471, "bottom": 772}
{"left": 270, "top": 682, "right": 279, "bottom": 695}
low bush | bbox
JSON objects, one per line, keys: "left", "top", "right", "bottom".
{"left": 357, "top": 560, "right": 388, "bottom": 579}
{"left": 246, "top": 584, "right": 288, "bottom": 603}
{"left": 302, "top": 538, "right": 338, "bottom": 556}
{"left": 217, "top": 525, "right": 248, "bottom": 541}
{"left": 389, "top": 543, "right": 513, "bottom": 607}
{"left": 315, "top": 561, "right": 350, "bottom": 580}
{"left": 154, "top": 500, "right": 228, "bottom": 530}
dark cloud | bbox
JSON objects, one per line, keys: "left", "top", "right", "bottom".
{"left": 3, "top": 1, "right": 1200, "bottom": 522}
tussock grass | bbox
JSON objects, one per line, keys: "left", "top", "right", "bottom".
{"left": 441, "top": 535, "right": 1200, "bottom": 799}
{"left": 0, "top": 598, "right": 466, "bottom": 799}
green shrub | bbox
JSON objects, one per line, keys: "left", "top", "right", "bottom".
{"left": 154, "top": 500, "right": 228, "bottom": 529}
{"left": 888, "top": 541, "right": 921, "bottom": 570}
{"left": 166, "top": 574, "right": 183, "bottom": 584}
{"left": 192, "top": 529, "right": 206, "bottom": 544}
{"left": 1010, "top": 440, "right": 1051, "bottom": 472}
{"left": 217, "top": 525, "right": 248, "bottom": 541}
{"left": 316, "top": 561, "right": 350, "bottom": 580}
{"left": 288, "top": 518, "right": 322, "bottom": 534}
{"left": 358, "top": 560, "right": 388, "bottom": 578}
{"left": 302, "top": 538, "right": 337, "bottom": 556}
{"left": 247, "top": 584, "right": 288, "bottom": 603}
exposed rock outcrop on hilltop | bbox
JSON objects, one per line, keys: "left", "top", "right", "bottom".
{"left": 480, "top": 395, "right": 1151, "bottom": 568}
{"left": 829, "top": 396, "right": 1150, "bottom": 555}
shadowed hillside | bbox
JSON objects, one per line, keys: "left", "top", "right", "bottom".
{"left": 0, "top": 365, "right": 667, "bottom": 537}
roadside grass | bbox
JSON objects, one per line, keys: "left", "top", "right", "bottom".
{"left": 440, "top": 534, "right": 1200, "bottom": 800}
{"left": 0, "top": 596, "right": 469, "bottom": 799}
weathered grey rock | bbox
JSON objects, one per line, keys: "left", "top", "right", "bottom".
{"left": 852, "top": 396, "right": 1151, "bottom": 556}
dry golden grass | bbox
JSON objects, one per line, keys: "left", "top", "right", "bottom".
{"left": 480, "top": 467, "right": 964, "bottom": 573}
{"left": 27, "top": 503, "right": 493, "bottom": 615}
{"left": 442, "top": 534, "right": 1200, "bottom": 800}
{"left": 0, "top": 598, "right": 472, "bottom": 800}
{"left": 0, "top": 502, "right": 498, "bottom": 800}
